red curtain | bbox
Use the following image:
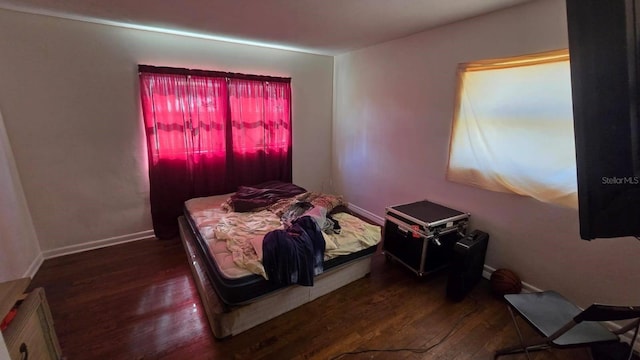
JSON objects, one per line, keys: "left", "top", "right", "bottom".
{"left": 228, "top": 78, "right": 292, "bottom": 186}
{"left": 139, "top": 66, "right": 292, "bottom": 238}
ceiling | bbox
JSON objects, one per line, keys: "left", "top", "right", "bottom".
{"left": 0, "top": 0, "right": 535, "bottom": 55}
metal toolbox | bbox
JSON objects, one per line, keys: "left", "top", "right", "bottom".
{"left": 383, "top": 200, "right": 470, "bottom": 276}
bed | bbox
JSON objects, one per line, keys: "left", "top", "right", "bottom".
{"left": 178, "top": 182, "right": 381, "bottom": 338}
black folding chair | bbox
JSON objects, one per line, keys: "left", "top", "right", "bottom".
{"left": 495, "top": 291, "right": 640, "bottom": 359}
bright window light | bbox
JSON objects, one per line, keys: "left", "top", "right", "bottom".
{"left": 447, "top": 50, "right": 577, "bottom": 208}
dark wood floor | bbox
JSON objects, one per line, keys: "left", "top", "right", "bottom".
{"left": 30, "top": 238, "right": 592, "bottom": 360}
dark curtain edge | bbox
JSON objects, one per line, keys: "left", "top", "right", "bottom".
{"left": 138, "top": 65, "right": 291, "bottom": 83}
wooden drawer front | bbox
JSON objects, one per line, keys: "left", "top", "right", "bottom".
{"left": 8, "top": 313, "right": 50, "bottom": 360}
{"left": 3, "top": 288, "right": 61, "bottom": 360}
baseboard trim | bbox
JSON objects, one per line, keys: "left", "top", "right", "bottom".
{"left": 481, "top": 265, "right": 542, "bottom": 293}
{"left": 42, "top": 230, "right": 155, "bottom": 259}
{"left": 23, "top": 253, "right": 44, "bottom": 279}
{"left": 348, "top": 203, "right": 384, "bottom": 225}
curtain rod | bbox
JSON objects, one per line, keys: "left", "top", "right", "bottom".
{"left": 138, "top": 65, "right": 291, "bottom": 83}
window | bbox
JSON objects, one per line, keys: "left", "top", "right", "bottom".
{"left": 138, "top": 65, "right": 292, "bottom": 238}
{"left": 140, "top": 72, "right": 229, "bottom": 161}
{"left": 447, "top": 50, "right": 577, "bottom": 208}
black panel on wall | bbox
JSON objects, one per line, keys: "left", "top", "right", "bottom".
{"left": 566, "top": 0, "right": 640, "bottom": 239}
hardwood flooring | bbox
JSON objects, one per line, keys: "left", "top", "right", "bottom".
{"left": 29, "top": 238, "right": 592, "bottom": 360}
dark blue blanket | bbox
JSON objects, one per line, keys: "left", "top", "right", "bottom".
{"left": 262, "top": 216, "right": 325, "bottom": 286}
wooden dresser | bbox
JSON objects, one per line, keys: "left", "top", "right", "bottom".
{"left": 0, "top": 278, "right": 61, "bottom": 360}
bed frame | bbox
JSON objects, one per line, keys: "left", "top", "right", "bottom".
{"left": 178, "top": 216, "right": 374, "bottom": 339}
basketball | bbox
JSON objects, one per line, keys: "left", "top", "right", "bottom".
{"left": 490, "top": 268, "right": 522, "bottom": 296}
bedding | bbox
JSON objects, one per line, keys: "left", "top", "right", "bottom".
{"left": 226, "top": 181, "right": 307, "bottom": 212}
{"left": 185, "top": 191, "right": 381, "bottom": 282}
{"left": 179, "top": 182, "right": 381, "bottom": 338}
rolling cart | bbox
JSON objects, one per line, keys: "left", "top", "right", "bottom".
{"left": 383, "top": 200, "right": 470, "bottom": 276}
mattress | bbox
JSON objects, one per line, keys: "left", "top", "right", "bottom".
{"left": 183, "top": 193, "right": 381, "bottom": 306}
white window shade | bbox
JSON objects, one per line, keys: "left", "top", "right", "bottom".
{"left": 447, "top": 51, "right": 577, "bottom": 208}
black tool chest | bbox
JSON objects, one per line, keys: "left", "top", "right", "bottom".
{"left": 383, "top": 200, "right": 470, "bottom": 276}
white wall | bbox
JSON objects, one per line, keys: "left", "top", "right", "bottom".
{"left": 334, "top": 0, "right": 640, "bottom": 307}
{"left": 0, "top": 9, "right": 334, "bottom": 252}
{"left": 0, "top": 108, "right": 41, "bottom": 281}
